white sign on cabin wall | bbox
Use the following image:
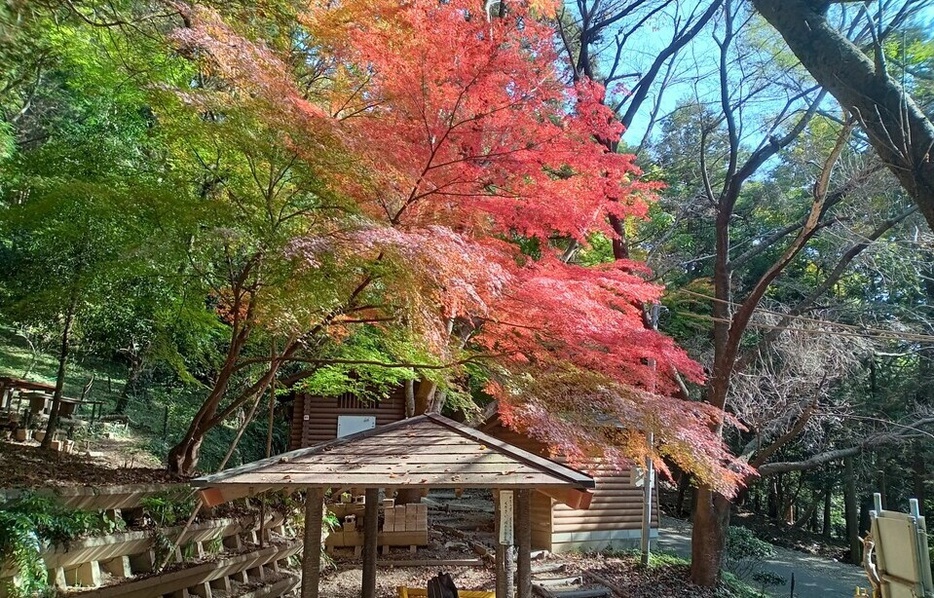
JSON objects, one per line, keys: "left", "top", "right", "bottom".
{"left": 337, "top": 415, "right": 376, "bottom": 438}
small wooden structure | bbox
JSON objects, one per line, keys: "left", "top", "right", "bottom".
{"left": 482, "top": 416, "right": 657, "bottom": 553}
{"left": 0, "top": 376, "right": 56, "bottom": 411}
{"left": 325, "top": 500, "right": 429, "bottom": 553}
{"left": 864, "top": 493, "right": 934, "bottom": 598}
{"left": 289, "top": 389, "right": 407, "bottom": 449}
{"left": 193, "top": 414, "right": 595, "bottom": 598}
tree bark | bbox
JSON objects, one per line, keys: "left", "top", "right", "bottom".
{"left": 913, "top": 441, "right": 926, "bottom": 506}
{"left": 301, "top": 488, "right": 323, "bottom": 598}
{"left": 753, "top": 0, "right": 934, "bottom": 230}
{"left": 115, "top": 354, "right": 143, "bottom": 415}
{"left": 517, "top": 489, "right": 531, "bottom": 598}
{"left": 166, "top": 320, "right": 252, "bottom": 474}
{"left": 42, "top": 299, "right": 76, "bottom": 450}
{"left": 690, "top": 488, "right": 731, "bottom": 586}
{"left": 844, "top": 456, "right": 860, "bottom": 563}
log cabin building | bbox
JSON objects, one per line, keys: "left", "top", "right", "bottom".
{"left": 288, "top": 389, "right": 658, "bottom": 553}
{"left": 288, "top": 387, "right": 407, "bottom": 449}
{"left": 480, "top": 415, "right": 658, "bottom": 553}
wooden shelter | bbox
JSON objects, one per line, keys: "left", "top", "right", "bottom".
{"left": 482, "top": 416, "right": 658, "bottom": 553}
{"left": 193, "top": 414, "right": 595, "bottom": 598}
{"left": 287, "top": 389, "right": 656, "bottom": 553}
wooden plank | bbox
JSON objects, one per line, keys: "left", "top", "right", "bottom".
{"left": 425, "top": 415, "right": 593, "bottom": 487}
{"left": 264, "top": 458, "right": 534, "bottom": 472}
{"left": 415, "top": 504, "right": 428, "bottom": 531}
{"left": 552, "top": 520, "right": 644, "bottom": 533}
{"left": 384, "top": 508, "right": 395, "bottom": 532}
{"left": 404, "top": 504, "right": 416, "bottom": 532}
{"left": 326, "top": 530, "right": 428, "bottom": 548}
{"left": 224, "top": 473, "right": 580, "bottom": 487}
{"left": 552, "top": 508, "right": 647, "bottom": 519}
{"left": 377, "top": 559, "right": 482, "bottom": 567}
{"left": 73, "top": 542, "right": 302, "bottom": 598}
{"left": 197, "top": 414, "right": 595, "bottom": 495}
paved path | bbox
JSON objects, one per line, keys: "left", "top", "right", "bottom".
{"left": 656, "top": 517, "right": 868, "bottom": 597}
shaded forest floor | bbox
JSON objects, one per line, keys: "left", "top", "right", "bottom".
{"left": 659, "top": 488, "right": 851, "bottom": 562}
{"left": 320, "top": 490, "right": 763, "bottom": 598}
{"left": 0, "top": 435, "right": 179, "bottom": 488}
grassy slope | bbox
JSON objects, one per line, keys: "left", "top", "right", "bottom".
{"left": 0, "top": 327, "right": 289, "bottom": 473}
{"left": 0, "top": 327, "right": 128, "bottom": 409}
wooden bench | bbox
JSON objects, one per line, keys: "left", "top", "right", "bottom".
{"left": 397, "top": 587, "right": 495, "bottom": 598}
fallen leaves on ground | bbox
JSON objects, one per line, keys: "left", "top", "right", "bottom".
{"left": 0, "top": 439, "right": 184, "bottom": 488}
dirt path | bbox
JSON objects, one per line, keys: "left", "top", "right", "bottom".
{"left": 657, "top": 516, "right": 868, "bottom": 597}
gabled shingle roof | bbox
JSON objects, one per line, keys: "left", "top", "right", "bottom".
{"left": 194, "top": 414, "right": 594, "bottom": 506}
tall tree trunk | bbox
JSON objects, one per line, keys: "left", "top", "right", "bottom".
{"left": 675, "top": 473, "right": 691, "bottom": 517}
{"left": 844, "top": 456, "right": 860, "bottom": 563}
{"left": 768, "top": 478, "right": 779, "bottom": 520}
{"left": 41, "top": 299, "right": 76, "bottom": 450}
{"left": 397, "top": 378, "right": 433, "bottom": 505}
{"left": 167, "top": 322, "right": 252, "bottom": 474}
{"left": 752, "top": 0, "right": 934, "bottom": 230}
{"left": 690, "top": 489, "right": 731, "bottom": 586}
{"left": 913, "top": 442, "right": 926, "bottom": 506}
{"left": 822, "top": 479, "right": 832, "bottom": 538}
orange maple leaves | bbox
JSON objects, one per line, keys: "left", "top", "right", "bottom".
{"left": 170, "top": 0, "right": 745, "bottom": 492}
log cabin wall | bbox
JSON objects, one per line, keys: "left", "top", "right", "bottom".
{"left": 481, "top": 419, "right": 657, "bottom": 553}
{"left": 550, "top": 462, "right": 658, "bottom": 553}
{"left": 289, "top": 387, "right": 407, "bottom": 450}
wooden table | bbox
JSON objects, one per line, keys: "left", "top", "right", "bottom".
{"left": 0, "top": 376, "right": 57, "bottom": 410}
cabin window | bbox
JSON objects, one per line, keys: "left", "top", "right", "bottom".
{"left": 337, "top": 392, "right": 371, "bottom": 409}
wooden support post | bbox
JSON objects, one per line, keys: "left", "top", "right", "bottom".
{"left": 49, "top": 567, "right": 66, "bottom": 590}
{"left": 517, "top": 489, "right": 532, "bottom": 598}
{"left": 302, "top": 487, "right": 324, "bottom": 598}
{"left": 74, "top": 561, "right": 101, "bottom": 587}
{"left": 640, "top": 432, "right": 655, "bottom": 566}
{"left": 497, "top": 490, "right": 516, "bottom": 598}
{"left": 495, "top": 491, "right": 506, "bottom": 598}
{"left": 100, "top": 556, "right": 131, "bottom": 578}
{"left": 223, "top": 533, "right": 242, "bottom": 550}
{"left": 504, "top": 546, "right": 515, "bottom": 598}
{"left": 128, "top": 550, "right": 156, "bottom": 575}
{"left": 248, "top": 566, "right": 265, "bottom": 582}
{"left": 362, "top": 488, "right": 379, "bottom": 598}
{"left": 189, "top": 581, "right": 213, "bottom": 598}
{"left": 209, "top": 576, "right": 231, "bottom": 593}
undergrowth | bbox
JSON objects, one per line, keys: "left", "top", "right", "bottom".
{"left": 0, "top": 492, "right": 114, "bottom": 598}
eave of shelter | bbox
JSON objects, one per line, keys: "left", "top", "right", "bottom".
{"left": 193, "top": 413, "right": 594, "bottom": 508}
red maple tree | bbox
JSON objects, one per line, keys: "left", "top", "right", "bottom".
{"left": 169, "top": 0, "right": 746, "bottom": 490}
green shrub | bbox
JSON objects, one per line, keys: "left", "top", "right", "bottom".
{"left": 139, "top": 488, "right": 196, "bottom": 527}
{"left": 724, "top": 526, "right": 778, "bottom": 582}
{"left": 0, "top": 493, "right": 104, "bottom": 598}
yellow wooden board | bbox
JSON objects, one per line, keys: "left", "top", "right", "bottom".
{"left": 398, "top": 587, "right": 494, "bottom": 598}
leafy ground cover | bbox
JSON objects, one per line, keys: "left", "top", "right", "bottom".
{"left": 0, "top": 438, "right": 180, "bottom": 488}
{"left": 317, "top": 551, "right": 762, "bottom": 598}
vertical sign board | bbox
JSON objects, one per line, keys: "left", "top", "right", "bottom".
{"left": 499, "top": 490, "right": 515, "bottom": 545}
